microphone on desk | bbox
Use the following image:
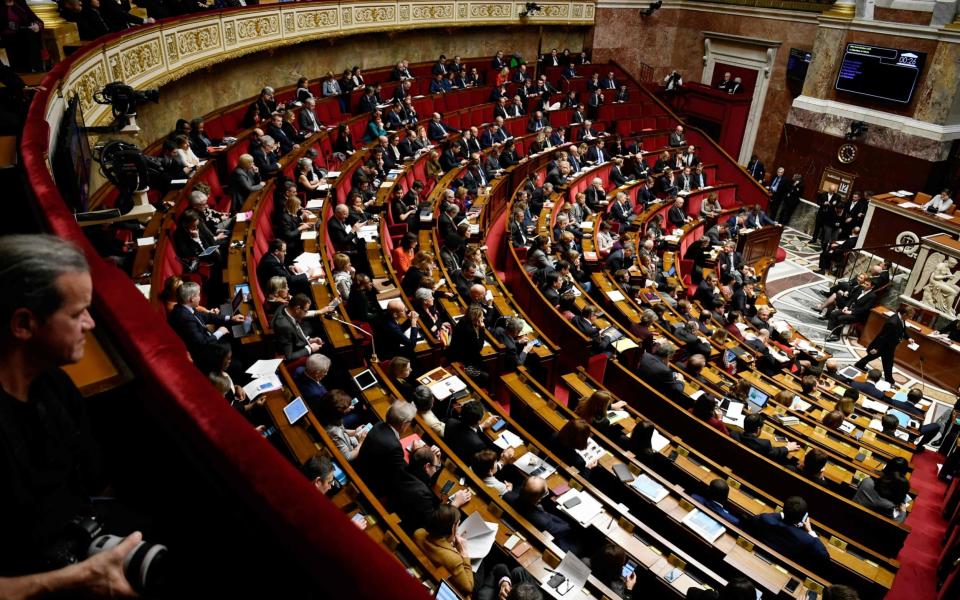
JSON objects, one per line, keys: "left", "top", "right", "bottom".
{"left": 325, "top": 313, "right": 378, "bottom": 363}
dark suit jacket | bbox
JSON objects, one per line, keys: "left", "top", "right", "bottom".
{"left": 667, "top": 205, "right": 687, "bottom": 228}
{"left": 850, "top": 380, "right": 884, "bottom": 399}
{"left": 444, "top": 418, "right": 490, "bottom": 461}
{"left": 846, "top": 291, "right": 877, "bottom": 322}
{"left": 449, "top": 317, "right": 484, "bottom": 368}
{"left": 376, "top": 318, "right": 419, "bottom": 360}
{"left": 732, "top": 432, "right": 790, "bottom": 462}
{"left": 391, "top": 470, "right": 440, "bottom": 533}
{"left": 637, "top": 353, "right": 682, "bottom": 395}
{"left": 293, "top": 366, "right": 328, "bottom": 407}
{"left": 749, "top": 512, "right": 830, "bottom": 566}
{"left": 503, "top": 492, "right": 578, "bottom": 552}
{"left": 256, "top": 252, "right": 308, "bottom": 294}
{"left": 328, "top": 216, "right": 359, "bottom": 252}
{"left": 355, "top": 422, "right": 406, "bottom": 497}
{"left": 167, "top": 304, "right": 227, "bottom": 355}
{"left": 428, "top": 120, "right": 458, "bottom": 141}
{"left": 869, "top": 313, "right": 907, "bottom": 352}
{"left": 272, "top": 308, "right": 314, "bottom": 360}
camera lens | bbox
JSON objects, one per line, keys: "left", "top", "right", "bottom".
{"left": 89, "top": 534, "right": 169, "bottom": 593}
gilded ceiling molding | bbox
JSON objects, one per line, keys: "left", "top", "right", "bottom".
{"left": 51, "top": 1, "right": 596, "bottom": 125}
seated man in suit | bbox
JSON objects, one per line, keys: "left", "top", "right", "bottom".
{"left": 571, "top": 305, "right": 614, "bottom": 355}
{"left": 748, "top": 496, "right": 830, "bottom": 568}
{"left": 355, "top": 400, "right": 419, "bottom": 498}
{"left": 392, "top": 446, "right": 471, "bottom": 533}
{"left": 716, "top": 240, "right": 744, "bottom": 285}
{"left": 328, "top": 204, "right": 372, "bottom": 276}
{"left": 272, "top": 293, "right": 326, "bottom": 361}
{"left": 427, "top": 112, "right": 459, "bottom": 142}
{"left": 445, "top": 400, "right": 503, "bottom": 461}
{"left": 850, "top": 368, "right": 887, "bottom": 400}
{"left": 167, "top": 281, "right": 243, "bottom": 360}
{"left": 667, "top": 197, "right": 690, "bottom": 229}
{"left": 732, "top": 413, "right": 799, "bottom": 463}
{"left": 668, "top": 125, "right": 686, "bottom": 148}
{"left": 294, "top": 353, "right": 331, "bottom": 408}
{"left": 504, "top": 476, "right": 580, "bottom": 553}
{"left": 266, "top": 112, "right": 300, "bottom": 155}
{"left": 637, "top": 342, "right": 684, "bottom": 397}
{"left": 229, "top": 154, "right": 265, "bottom": 212}
{"left": 376, "top": 299, "right": 420, "bottom": 361}
{"left": 825, "top": 279, "right": 875, "bottom": 342}
{"left": 691, "top": 479, "right": 740, "bottom": 526}
{"left": 256, "top": 239, "right": 320, "bottom": 298}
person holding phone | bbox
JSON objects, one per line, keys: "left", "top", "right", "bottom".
{"left": 749, "top": 496, "right": 830, "bottom": 568}
{"left": 588, "top": 543, "right": 639, "bottom": 599}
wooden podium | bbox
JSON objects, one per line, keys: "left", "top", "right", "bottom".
{"left": 736, "top": 224, "right": 783, "bottom": 267}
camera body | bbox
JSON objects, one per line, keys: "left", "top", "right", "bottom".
{"left": 44, "top": 515, "right": 168, "bottom": 593}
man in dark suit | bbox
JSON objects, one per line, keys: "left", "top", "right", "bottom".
{"left": 491, "top": 50, "right": 506, "bottom": 70}
{"left": 272, "top": 294, "right": 325, "bottom": 360}
{"left": 294, "top": 354, "right": 330, "bottom": 408}
{"left": 812, "top": 183, "right": 840, "bottom": 244}
{"left": 766, "top": 166, "right": 787, "bottom": 219}
{"left": 583, "top": 139, "right": 608, "bottom": 165}
{"left": 251, "top": 135, "right": 281, "bottom": 177}
{"left": 577, "top": 120, "right": 601, "bottom": 141}
{"left": 570, "top": 104, "right": 586, "bottom": 125}
{"left": 230, "top": 154, "right": 264, "bottom": 213}
{"left": 355, "top": 400, "right": 419, "bottom": 498}
{"left": 732, "top": 414, "right": 799, "bottom": 463}
{"left": 504, "top": 476, "right": 580, "bottom": 553}
{"left": 167, "top": 281, "right": 240, "bottom": 359}
{"left": 694, "top": 274, "right": 722, "bottom": 308}
{"left": 444, "top": 400, "right": 495, "bottom": 460}
{"left": 438, "top": 203, "right": 460, "bottom": 242}
{"left": 328, "top": 204, "right": 372, "bottom": 276}
{"left": 298, "top": 97, "right": 322, "bottom": 134}
{"left": 637, "top": 343, "right": 684, "bottom": 396}
{"left": 854, "top": 305, "right": 912, "bottom": 382}
{"left": 266, "top": 112, "right": 299, "bottom": 154}
{"left": 493, "top": 318, "right": 537, "bottom": 372}
{"left": 826, "top": 279, "right": 875, "bottom": 342}
{"left": 427, "top": 112, "right": 459, "bottom": 141}
{"left": 749, "top": 496, "right": 830, "bottom": 567}
{"left": 392, "top": 446, "right": 470, "bottom": 532}
{"left": 509, "top": 210, "right": 530, "bottom": 247}
{"left": 745, "top": 154, "right": 764, "bottom": 181}
{"left": 256, "top": 239, "right": 317, "bottom": 297}
{"left": 716, "top": 241, "right": 743, "bottom": 284}
{"left": 850, "top": 368, "right": 886, "bottom": 400}
{"left": 376, "top": 299, "right": 420, "bottom": 361}
{"left": 668, "top": 125, "right": 686, "bottom": 148}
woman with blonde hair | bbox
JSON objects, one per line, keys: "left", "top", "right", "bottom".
{"left": 332, "top": 253, "right": 354, "bottom": 299}
{"left": 263, "top": 276, "right": 290, "bottom": 321}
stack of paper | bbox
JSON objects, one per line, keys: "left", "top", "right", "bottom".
{"left": 682, "top": 508, "right": 726, "bottom": 542}
{"left": 306, "top": 199, "right": 324, "bottom": 210}
{"left": 556, "top": 489, "right": 603, "bottom": 525}
{"left": 242, "top": 374, "right": 282, "bottom": 400}
{"left": 357, "top": 225, "right": 379, "bottom": 242}
{"left": 457, "top": 512, "right": 498, "bottom": 571}
{"left": 605, "top": 290, "right": 626, "bottom": 302}
{"left": 862, "top": 399, "right": 890, "bottom": 413}
{"left": 294, "top": 252, "right": 322, "bottom": 270}
{"left": 556, "top": 552, "right": 591, "bottom": 595}
{"left": 246, "top": 359, "right": 282, "bottom": 378}
{"left": 300, "top": 230, "right": 318, "bottom": 240}
{"left": 651, "top": 429, "right": 671, "bottom": 452}
{"left": 493, "top": 430, "right": 524, "bottom": 449}
{"left": 631, "top": 473, "right": 669, "bottom": 502}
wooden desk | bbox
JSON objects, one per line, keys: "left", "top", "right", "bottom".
{"left": 860, "top": 194, "right": 960, "bottom": 269}
{"left": 736, "top": 225, "right": 783, "bottom": 269}
{"left": 859, "top": 306, "right": 960, "bottom": 392}
{"left": 62, "top": 330, "right": 133, "bottom": 397}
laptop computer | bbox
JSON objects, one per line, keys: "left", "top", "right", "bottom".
{"left": 746, "top": 386, "right": 769, "bottom": 412}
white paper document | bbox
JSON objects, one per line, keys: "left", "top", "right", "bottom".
{"left": 605, "top": 290, "right": 626, "bottom": 302}
{"left": 493, "top": 430, "right": 524, "bottom": 449}
{"left": 136, "top": 236, "right": 155, "bottom": 247}
{"left": 242, "top": 374, "right": 282, "bottom": 400}
{"left": 306, "top": 199, "right": 324, "bottom": 210}
{"left": 300, "top": 231, "right": 318, "bottom": 240}
{"left": 556, "top": 489, "right": 603, "bottom": 526}
{"left": 651, "top": 429, "right": 671, "bottom": 453}
{"left": 631, "top": 473, "right": 669, "bottom": 503}
{"left": 246, "top": 358, "right": 283, "bottom": 378}
{"left": 682, "top": 508, "right": 726, "bottom": 543}
{"left": 457, "top": 512, "right": 498, "bottom": 571}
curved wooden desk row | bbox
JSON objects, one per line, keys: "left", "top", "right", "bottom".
{"left": 363, "top": 361, "right": 729, "bottom": 599}
{"left": 505, "top": 367, "right": 895, "bottom": 599}
{"left": 550, "top": 368, "right": 898, "bottom": 598}
{"left": 482, "top": 119, "right": 911, "bottom": 564}
{"left": 262, "top": 365, "right": 452, "bottom": 591}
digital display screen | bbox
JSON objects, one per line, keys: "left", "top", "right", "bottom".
{"left": 835, "top": 43, "right": 926, "bottom": 104}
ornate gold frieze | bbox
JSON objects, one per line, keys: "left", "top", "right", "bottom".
{"left": 47, "top": 1, "right": 596, "bottom": 126}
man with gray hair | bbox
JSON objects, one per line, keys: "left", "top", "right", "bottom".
{"left": 493, "top": 317, "right": 537, "bottom": 372}
{"left": 167, "top": 281, "right": 243, "bottom": 358}
{"left": 355, "top": 399, "right": 436, "bottom": 497}
{"left": 245, "top": 85, "right": 280, "bottom": 127}
{"left": 229, "top": 153, "right": 264, "bottom": 212}
{"left": 251, "top": 134, "right": 280, "bottom": 176}
{"left": 189, "top": 189, "right": 233, "bottom": 234}
{"left": 0, "top": 234, "right": 144, "bottom": 595}
{"left": 293, "top": 353, "right": 331, "bottom": 406}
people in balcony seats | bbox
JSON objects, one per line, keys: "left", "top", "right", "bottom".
{"left": 62, "top": 0, "right": 108, "bottom": 41}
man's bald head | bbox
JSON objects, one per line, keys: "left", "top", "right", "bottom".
{"left": 518, "top": 476, "right": 547, "bottom": 507}
{"left": 469, "top": 284, "right": 486, "bottom": 301}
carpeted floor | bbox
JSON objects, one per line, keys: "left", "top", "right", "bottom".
{"left": 885, "top": 450, "right": 948, "bottom": 600}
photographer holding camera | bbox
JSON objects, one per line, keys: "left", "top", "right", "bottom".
{"left": 0, "top": 234, "right": 145, "bottom": 598}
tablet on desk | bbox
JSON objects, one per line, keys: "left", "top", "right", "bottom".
{"left": 353, "top": 369, "right": 378, "bottom": 391}
{"left": 435, "top": 580, "right": 465, "bottom": 600}
{"left": 283, "top": 397, "right": 308, "bottom": 425}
